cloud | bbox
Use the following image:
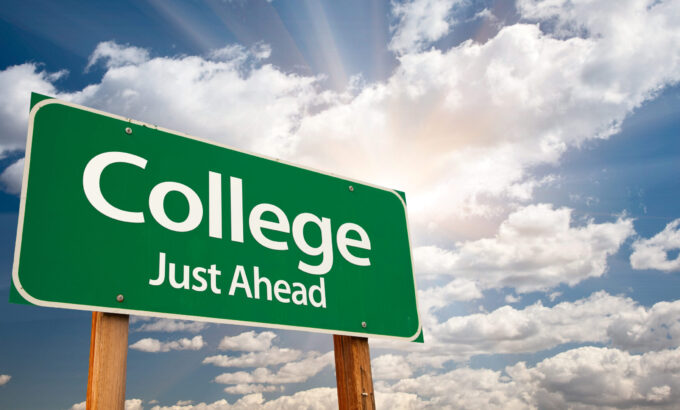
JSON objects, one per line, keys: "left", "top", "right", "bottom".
{"left": 223, "top": 384, "right": 282, "bottom": 395}
{"left": 504, "top": 294, "right": 520, "bottom": 304}
{"left": 376, "top": 291, "right": 680, "bottom": 366}
{"left": 424, "top": 291, "right": 636, "bottom": 362}
{"left": 631, "top": 219, "right": 680, "bottom": 272}
{"left": 148, "top": 394, "right": 264, "bottom": 410}
{"left": 258, "top": 387, "right": 336, "bottom": 409}
{"left": 0, "top": 64, "right": 64, "bottom": 156}
{"left": 149, "top": 389, "right": 337, "bottom": 410}
{"left": 384, "top": 346, "right": 680, "bottom": 409}
{"left": 203, "top": 347, "right": 303, "bottom": 368}
{"left": 209, "top": 43, "right": 271, "bottom": 63}
{"left": 129, "top": 315, "right": 153, "bottom": 324}
{"left": 0, "top": 40, "right": 319, "bottom": 194}
{"left": 214, "top": 351, "right": 334, "bottom": 385}
{"left": 70, "top": 399, "right": 143, "bottom": 410}
{"left": 70, "top": 41, "right": 319, "bottom": 159}
{"left": 0, "top": 40, "right": 318, "bottom": 161}
{"left": 412, "top": 245, "right": 458, "bottom": 277}
{"left": 417, "top": 204, "right": 634, "bottom": 294}
{"left": 0, "top": 157, "right": 24, "bottom": 195}
{"left": 415, "top": 277, "right": 483, "bottom": 331}
{"left": 375, "top": 391, "right": 429, "bottom": 409}
{"left": 217, "top": 331, "right": 277, "bottom": 352}
{"left": 86, "top": 41, "right": 150, "bottom": 71}
{"left": 153, "top": 345, "right": 680, "bottom": 408}
{"left": 292, "top": 0, "right": 680, "bottom": 243}
{"left": 2, "top": 0, "right": 679, "bottom": 240}
{"left": 133, "top": 319, "right": 208, "bottom": 333}
{"left": 149, "top": 398, "right": 248, "bottom": 410}
{"left": 0, "top": 374, "right": 10, "bottom": 386}
{"left": 372, "top": 354, "right": 414, "bottom": 380}
{"left": 208, "top": 332, "right": 333, "bottom": 395}
{"left": 608, "top": 299, "right": 680, "bottom": 352}
{"left": 388, "top": 367, "right": 531, "bottom": 409}
{"left": 548, "top": 292, "right": 562, "bottom": 302}
{"left": 125, "top": 399, "right": 144, "bottom": 410}
{"left": 129, "top": 335, "right": 205, "bottom": 352}
{"left": 274, "top": 351, "right": 334, "bottom": 384}
{"left": 519, "top": 346, "right": 680, "bottom": 408}
{"left": 389, "top": 0, "right": 461, "bottom": 54}
{"left": 417, "top": 278, "right": 483, "bottom": 315}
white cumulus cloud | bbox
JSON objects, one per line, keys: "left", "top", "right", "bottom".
{"left": 0, "top": 157, "right": 24, "bottom": 195}
{"left": 519, "top": 346, "right": 680, "bottom": 408}
{"left": 148, "top": 388, "right": 339, "bottom": 409}
{"left": 1, "top": 0, "right": 678, "bottom": 248}
{"left": 0, "top": 374, "right": 11, "bottom": 386}
{"left": 70, "top": 41, "right": 319, "bottom": 159}
{"left": 631, "top": 219, "right": 680, "bottom": 272}
{"left": 203, "top": 347, "right": 303, "bottom": 368}
{"left": 608, "top": 299, "right": 680, "bottom": 352}
{"left": 0, "top": 64, "right": 65, "bottom": 156}
{"left": 133, "top": 319, "right": 208, "bottom": 333}
{"left": 70, "top": 399, "right": 143, "bottom": 410}
{"left": 148, "top": 394, "right": 266, "bottom": 410}
{"left": 293, "top": 0, "right": 680, "bottom": 243}
{"left": 214, "top": 351, "right": 334, "bottom": 385}
{"left": 223, "top": 384, "right": 282, "bottom": 395}
{"left": 387, "top": 366, "right": 531, "bottom": 409}
{"left": 258, "top": 387, "right": 337, "bottom": 409}
{"left": 129, "top": 335, "right": 205, "bottom": 353}
{"left": 417, "top": 278, "right": 483, "bottom": 323}
{"left": 384, "top": 346, "right": 680, "bottom": 409}
{"left": 389, "top": 0, "right": 462, "bottom": 54}
{"left": 416, "top": 204, "right": 634, "bottom": 294}
{"left": 372, "top": 354, "right": 414, "bottom": 380}
{"left": 424, "top": 291, "right": 636, "bottom": 362}
{"left": 217, "top": 331, "right": 277, "bottom": 352}
{"left": 86, "top": 41, "right": 150, "bottom": 71}
{"left": 376, "top": 291, "right": 680, "bottom": 366}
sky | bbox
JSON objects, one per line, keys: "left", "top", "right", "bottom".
{"left": 1, "top": 0, "right": 680, "bottom": 408}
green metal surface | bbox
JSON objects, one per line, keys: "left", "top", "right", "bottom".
{"left": 11, "top": 96, "right": 421, "bottom": 341}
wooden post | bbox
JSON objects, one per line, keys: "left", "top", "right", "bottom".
{"left": 333, "top": 335, "right": 376, "bottom": 410}
{"left": 87, "top": 312, "right": 130, "bottom": 410}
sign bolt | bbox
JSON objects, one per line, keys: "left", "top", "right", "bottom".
{"left": 125, "top": 127, "right": 132, "bottom": 135}
{"left": 349, "top": 185, "right": 354, "bottom": 192}
{"left": 116, "top": 294, "right": 124, "bottom": 303}
{"left": 361, "top": 321, "right": 367, "bottom": 328}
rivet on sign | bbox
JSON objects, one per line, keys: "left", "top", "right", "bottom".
{"left": 116, "top": 294, "right": 124, "bottom": 303}
{"left": 361, "top": 321, "right": 367, "bottom": 328}
{"left": 349, "top": 185, "right": 354, "bottom": 192}
{"left": 125, "top": 127, "right": 132, "bottom": 135}
{"left": 362, "top": 392, "right": 369, "bottom": 397}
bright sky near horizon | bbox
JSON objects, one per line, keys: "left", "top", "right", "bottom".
{"left": 1, "top": 0, "right": 680, "bottom": 409}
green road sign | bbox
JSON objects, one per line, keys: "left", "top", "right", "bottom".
{"left": 11, "top": 95, "right": 421, "bottom": 341}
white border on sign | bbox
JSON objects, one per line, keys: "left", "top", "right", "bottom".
{"left": 12, "top": 97, "right": 423, "bottom": 342}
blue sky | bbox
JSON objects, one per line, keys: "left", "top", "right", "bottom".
{"left": 1, "top": 0, "right": 680, "bottom": 408}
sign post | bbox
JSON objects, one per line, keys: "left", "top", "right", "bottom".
{"left": 334, "top": 335, "right": 375, "bottom": 410}
{"left": 87, "top": 312, "right": 129, "bottom": 409}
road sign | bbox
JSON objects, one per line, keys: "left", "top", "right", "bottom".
{"left": 11, "top": 95, "right": 421, "bottom": 341}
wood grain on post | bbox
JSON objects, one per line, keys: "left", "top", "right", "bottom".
{"left": 333, "top": 335, "right": 376, "bottom": 410}
{"left": 87, "top": 312, "right": 129, "bottom": 410}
